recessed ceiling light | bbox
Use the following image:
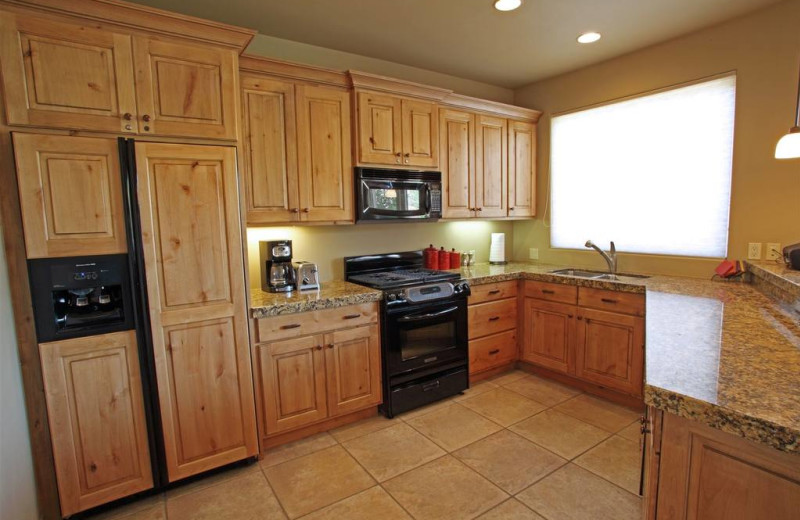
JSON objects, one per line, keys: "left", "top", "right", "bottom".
{"left": 494, "top": 0, "right": 522, "bottom": 12}
{"left": 577, "top": 32, "right": 602, "bottom": 44}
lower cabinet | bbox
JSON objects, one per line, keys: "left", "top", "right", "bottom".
{"left": 521, "top": 298, "right": 574, "bottom": 374}
{"left": 256, "top": 315, "right": 382, "bottom": 438}
{"left": 39, "top": 330, "right": 153, "bottom": 517}
{"left": 467, "top": 281, "right": 519, "bottom": 376}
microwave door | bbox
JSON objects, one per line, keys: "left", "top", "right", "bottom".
{"left": 361, "top": 179, "right": 428, "bottom": 219}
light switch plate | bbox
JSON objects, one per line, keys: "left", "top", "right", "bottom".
{"left": 747, "top": 243, "right": 762, "bottom": 260}
{"left": 766, "top": 243, "right": 781, "bottom": 261}
{"left": 529, "top": 248, "right": 539, "bottom": 260}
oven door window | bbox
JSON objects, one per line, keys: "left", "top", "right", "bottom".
{"left": 361, "top": 179, "right": 428, "bottom": 218}
{"left": 391, "top": 303, "right": 463, "bottom": 367}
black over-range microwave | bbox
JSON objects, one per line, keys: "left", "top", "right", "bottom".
{"left": 355, "top": 167, "right": 442, "bottom": 222}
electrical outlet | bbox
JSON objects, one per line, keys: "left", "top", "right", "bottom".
{"left": 529, "top": 248, "right": 539, "bottom": 260}
{"left": 766, "top": 243, "right": 782, "bottom": 261}
{"left": 747, "top": 242, "right": 762, "bottom": 260}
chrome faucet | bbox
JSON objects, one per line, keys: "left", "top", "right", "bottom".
{"left": 585, "top": 240, "right": 617, "bottom": 278}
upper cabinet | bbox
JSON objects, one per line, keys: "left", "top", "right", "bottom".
{"left": 475, "top": 114, "right": 508, "bottom": 218}
{"left": 0, "top": 8, "right": 251, "bottom": 140}
{"left": 508, "top": 120, "right": 537, "bottom": 217}
{"left": 439, "top": 109, "right": 475, "bottom": 219}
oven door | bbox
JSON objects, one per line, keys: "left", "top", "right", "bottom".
{"left": 384, "top": 298, "right": 468, "bottom": 377}
{"left": 358, "top": 177, "right": 431, "bottom": 220}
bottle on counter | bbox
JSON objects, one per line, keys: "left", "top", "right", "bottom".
{"left": 438, "top": 246, "right": 449, "bottom": 270}
{"left": 449, "top": 249, "right": 461, "bottom": 269}
{"left": 424, "top": 244, "right": 438, "bottom": 269}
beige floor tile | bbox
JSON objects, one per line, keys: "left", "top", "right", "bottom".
{"left": 329, "top": 414, "right": 400, "bottom": 443}
{"left": 503, "top": 375, "right": 582, "bottom": 406}
{"left": 476, "top": 498, "right": 545, "bottom": 520}
{"left": 342, "top": 423, "right": 445, "bottom": 481}
{"left": 397, "top": 396, "right": 455, "bottom": 420}
{"left": 618, "top": 419, "right": 643, "bottom": 442}
{"left": 454, "top": 430, "right": 566, "bottom": 494}
{"left": 488, "top": 369, "right": 529, "bottom": 386}
{"left": 406, "top": 403, "right": 502, "bottom": 451}
{"left": 167, "top": 471, "right": 286, "bottom": 520}
{"left": 553, "top": 394, "right": 641, "bottom": 432}
{"left": 85, "top": 494, "right": 165, "bottom": 520}
{"left": 166, "top": 462, "right": 262, "bottom": 499}
{"left": 510, "top": 409, "right": 611, "bottom": 459}
{"left": 260, "top": 432, "right": 338, "bottom": 469}
{"left": 264, "top": 445, "right": 375, "bottom": 519}
{"left": 517, "top": 464, "right": 641, "bottom": 520}
{"left": 460, "top": 388, "right": 546, "bottom": 427}
{"left": 453, "top": 379, "right": 499, "bottom": 402}
{"left": 383, "top": 455, "right": 508, "bottom": 520}
{"left": 299, "top": 487, "right": 411, "bottom": 520}
{"left": 575, "top": 435, "right": 642, "bottom": 494}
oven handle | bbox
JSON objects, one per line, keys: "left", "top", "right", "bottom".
{"left": 397, "top": 306, "right": 459, "bottom": 322}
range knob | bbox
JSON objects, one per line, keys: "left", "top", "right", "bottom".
{"left": 387, "top": 293, "right": 397, "bottom": 302}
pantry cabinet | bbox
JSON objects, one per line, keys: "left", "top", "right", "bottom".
{"left": 0, "top": 10, "right": 240, "bottom": 139}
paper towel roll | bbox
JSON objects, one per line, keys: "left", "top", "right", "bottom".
{"left": 489, "top": 233, "right": 506, "bottom": 264}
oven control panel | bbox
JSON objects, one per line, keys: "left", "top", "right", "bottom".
{"left": 385, "top": 281, "right": 470, "bottom": 305}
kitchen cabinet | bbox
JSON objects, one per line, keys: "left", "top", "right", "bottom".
{"left": 521, "top": 281, "right": 645, "bottom": 398}
{"left": 0, "top": 10, "right": 239, "bottom": 140}
{"left": 647, "top": 410, "right": 800, "bottom": 519}
{"left": 12, "top": 133, "right": 128, "bottom": 258}
{"left": 134, "top": 142, "right": 258, "bottom": 482}
{"left": 254, "top": 304, "right": 382, "bottom": 440}
{"left": 39, "top": 330, "right": 152, "bottom": 517}
{"left": 467, "top": 281, "right": 519, "bottom": 376}
{"left": 508, "top": 120, "right": 537, "bottom": 217}
{"left": 439, "top": 109, "right": 475, "bottom": 219}
{"left": 356, "top": 91, "right": 439, "bottom": 168}
{"left": 241, "top": 74, "right": 352, "bottom": 224}
{"left": 475, "top": 115, "right": 508, "bottom": 218}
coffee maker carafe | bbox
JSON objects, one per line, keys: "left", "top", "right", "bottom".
{"left": 260, "top": 240, "right": 296, "bottom": 292}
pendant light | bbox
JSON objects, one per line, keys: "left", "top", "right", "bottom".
{"left": 775, "top": 61, "right": 800, "bottom": 159}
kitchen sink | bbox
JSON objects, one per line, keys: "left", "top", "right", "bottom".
{"left": 549, "top": 268, "right": 650, "bottom": 280}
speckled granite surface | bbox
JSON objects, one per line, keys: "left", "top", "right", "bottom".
{"left": 250, "top": 280, "right": 382, "bottom": 319}
{"left": 747, "top": 262, "right": 800, "bottom": 313}
{"left": 455, "top": 262, "right": 800, "bottom": 454}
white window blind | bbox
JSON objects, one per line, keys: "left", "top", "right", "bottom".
{"left": 550, "top": 75, "right": 736, "bottom": 258}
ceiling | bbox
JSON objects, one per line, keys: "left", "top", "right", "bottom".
{"left": 127, "top": 0, "right": 783, "bottom": 88}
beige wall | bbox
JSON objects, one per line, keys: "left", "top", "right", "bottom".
{"left": 247, "top": 221, "right": 513, "bottom": 288}
{"left": 0, "top": 217, "right": 39, "bottom": 520}
{"left": 246, "top": 34, "right": 514, "bottom": 104}
{"left": 512, "top": 0, "right": 800, "bottom": 278}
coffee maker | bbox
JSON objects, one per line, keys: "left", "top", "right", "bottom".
{"left": 260, "top": 240, "right": 296, "bottom": 292}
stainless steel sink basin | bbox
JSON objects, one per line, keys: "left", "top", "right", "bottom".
{"left": 549, "top": 268, "right": 650, "bottom": 280}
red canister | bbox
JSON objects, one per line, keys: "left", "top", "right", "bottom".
{"left": 424, "top": 244, "right": 438, "bottom": 269}
{"left": 438, "top": 247, "right": 449, "bottom": 270}
{"left": 449, "top": 249, "right": 461, "bottom": 269}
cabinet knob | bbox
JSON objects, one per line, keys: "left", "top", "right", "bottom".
{"left": 291, "top": 208, "right": 300, "bottom": 213}
{"left": 142, "top": 114, "right": 151, "bottom": 122}
{"left": 326, "top": 343, "right": 335, "bottom": 349}
{"left": 404, "top": 153, "right": 410, "bottom": 157}
{"left": 476, "top": 207, "right": 482, "bottom": 212}
{"left": 315, "top": 345, "right": 323, "bottom": 351}
{"left": 509, "top": 207, "right": 515, "bottom": 211}
{"left": 404, "top": 159, "right": 409, "bottom": 164}
{"left": 123, "top": 112, "right": 132, "bottom": 121}
{"left": 577, "top": 316, "right": 583, "bottom": 321}
{"left": 124, "top": 124, "right": 132, "bottom": 131}
{"left": 302, "top": 208, "right": 310, "bottom": 213}
{"left": 567, "top": 314, "right": 574, "bottom": 318}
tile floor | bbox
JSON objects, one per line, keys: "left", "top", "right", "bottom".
{"left": 86, "top": 370, "right": 644, "bottom": 520}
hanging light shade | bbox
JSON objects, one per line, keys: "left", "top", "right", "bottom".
{"left": 775, "top": 61, "right": 800, "bottom": 159}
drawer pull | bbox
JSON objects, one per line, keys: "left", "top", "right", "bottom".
{"left": 541, "top": 289, "right": 555, "bottom": 294}
{"left": 422, "top": 380, "right": 440, "bottom": 392}
{"left": 488, "top": 316, "right": 500, "bottom": 321}
{"left": 281, "top": 323, "right": 301, "bottom": 330}
{"left": 601, "top": 298, "right": 618, "bottom": 304}
{"left": 488, "top": 289, "right": 501, "bottom": 295}
{"left": 488, "top": 349, "right": 501, "bottom": 355}
{"left": 343, "top": 313, "right": 361, "bottom": 319}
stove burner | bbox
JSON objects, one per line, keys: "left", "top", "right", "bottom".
{"left": 347, "top": 268, "right": 460, "bottom": 289}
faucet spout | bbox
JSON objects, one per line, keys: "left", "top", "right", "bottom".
{"left": 585, "top": 240, "right": 617, "bottom": 277}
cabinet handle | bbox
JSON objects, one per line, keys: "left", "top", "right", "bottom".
{"left": 585, "top": 318, "right": 592, "bottom": 323}
{"left": 422, "top": 380, "right": 440, "bottom": 392}
{"left": 404, "top": 153, "right": 410, "bottom": 157}
{"left": 577, "top": 316, "right": 583, "bottom": 321}
{"left": 568, "top": 314, "right": 574, "bottom": 318}
{"left": 326, "top": 343, "right": 335, "bottom": 349}
{"left": 291, "top": 208, "right": 300, "bottom": 213}
{"left": 280, "top": 323, "right": 301, "bottom": 330}
{"left": 142, "top": 114, "right": 151, "bottom": 122}
{"left": 509, "top": 207, "right": 515, "bottom": 211}
{"left": 302, "top": 208, "right": 310, "bottom": 213}
{"left": 640, "top": 424, "right": 651, "bottom": 435}
{"left": 487, "top": 289, "right": 501, "bottom": 295}
{"left": 600, "top": 298, "right": 618, "bottom": 304}
{"left": 343, "top": 313, "right": 361, "bottom": 320}
{"left": 488, "top": 349, "right": 500, "bottom": 355}
{"left": 315, "top": 345, "right": 323, "bottom": 351}
{"left": 123, "top": 112, "right": 132, "bottom": 121}
{"left": 541, "top": 289, "right": 555, "bottom": 294}
{"left": 476, "top": 207, "right": 482, "bottom": 212}
{"left": 488, "top": 316, "right": 500, "bottom": 322}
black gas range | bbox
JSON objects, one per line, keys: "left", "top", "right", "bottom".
{"left": 345, "top": 251, "right": 470, "bottom": 418}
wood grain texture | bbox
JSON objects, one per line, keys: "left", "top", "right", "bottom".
{"left": 239, "top": 54, "right": 349, "bottom": 88}
{"left": 579, "top": 286, "right": 646, "bottom": 317}
{"left": 324, "top": 323, "right": 382, "bottom": 416}
{"left": 135, "top": 142, "right": 257, "bottom": 482}
{"left": 522, "top": 298, "right": 575, "bottom": 374}
{"left": 12, "top": 133, "right": 127, "bottom": 258}
{"left": 508, "top": 120, "right": 536, "bottom": 218}
{"left": 474, "top": 114, "right": 507, "bottom": 218}
{"left": 357, "top": 91, "right": 402, "bottom": 166}
{"left": 255, "top": 303, "right": 378, "bottom": 344}
{"left": 469, "top": 329, "right": 518, "bottom": 375}
{"left": 468, "top": 297, "right": 517, "bottom": 340}
{"left": 400, "top": 99, "right": 438, "bottom": 168}
{"left": 524, "top": 280, "right": 578, "bottom": 304}
{"left": 349, "top": 70, "right": 451, "bottom": 101}
{"left": 468, "top": 280, "right": 518, "bottom": 305}
{"left": 442, "top": 93, "right": 542, "bottom": 121}
{"left": 39, "top": 330, "right": 152, "bottom": 517}
{"left": 439, "top": 108, "right": 475, "bottom": 219}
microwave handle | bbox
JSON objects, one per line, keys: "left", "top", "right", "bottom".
{"left": 397, "top": 306, "right": 458, "bottom": 323}
{"left": 425, "top": 187, "right": 431, "bottom": 213}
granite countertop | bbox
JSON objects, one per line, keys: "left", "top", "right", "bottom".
{"left": 250, "top": 280, "right": 382, "bottom": 319}
{"left": 453, "top": 262, "right": 800, "bottom": 454}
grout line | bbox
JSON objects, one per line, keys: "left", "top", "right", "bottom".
{"left": 258, "top": 464, "right": 292, "bottom": 520}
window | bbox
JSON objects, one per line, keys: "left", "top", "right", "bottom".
{"left": 549, "top": 75, "right": 736, "bottom": 258}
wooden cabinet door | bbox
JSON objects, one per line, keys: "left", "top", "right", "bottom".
{"left": 475, "top": 115, "right": 508, "bottom": 218}
{"left": 296, "top": 85, "right": 353, "bottom": 222}
{"left": 0, "top": 12, "right": 138, "bottom": 133}
{"left": 439, "top": 109, "right": 475, "bottom": 219}
{"left": 241, "top": 75, "right": 300, "bottom": 224}
{"left": 324, "top": 324, "right": 382, "bottom": 417}
{"left": 135, "top": 143, "right": 257, "bottom": 482}
{"left": 401, "top": 99, "right": 439, "bottom": 168}
{"left": 508, "top": 120, "right": 536, "bottom": 218}
{"left": 575, "top": 308, "right": 644, "bottom": 396}
{"left": 13, "top": 134, "right": 128, "bottom": 258}
{"left": 259, "top": 335, "right": 328, "bottom": 435}
{"left": 357, "top": 92, "right": 402, "bottom": 165}
{"left": 133, "top": 37, "right": 238, "bottom": 140}
{"left": 39, "top": 331, "right": 152, "bottom": 517}
{"left": 522, "top": 298, "right": 574, "bottom": 374}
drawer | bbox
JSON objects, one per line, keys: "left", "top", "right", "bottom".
{"left": 469, "top": 330, "right": 518, "bottom": 374}
{"left": 469, "top": 281, "right": 518, "bottom": 305}
{"left": 578, "top": 287, "right": 645, "bottom": 316}
{"left": 524, "top": 280, "right": 578, "bottom": 304}
{"left": 389, "top": 367, "right": 468, "bottom": 416}
{"left": 468, "top": 298, "right": 517, "bottom": 340}
{"left": 256, "top": 302, "right": 378, "bottom": 343}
